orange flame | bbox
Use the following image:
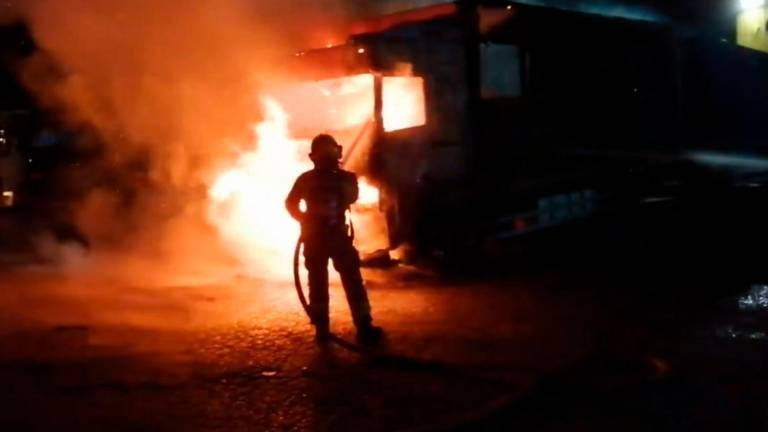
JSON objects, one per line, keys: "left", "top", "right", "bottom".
{"left": 208, "top": 98, "right": 310, "bottom": 279}
{"left": 207, "top": 70, "right": 426, "bottom": 276}
{"left": 356, "top": 177, "right": 380, "bottom": 208}
{"left": 382, "top": 76, "right": 426, "bottom": 132}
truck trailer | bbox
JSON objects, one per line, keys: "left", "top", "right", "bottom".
{"left": 274, "top": 0, "right": 768, "bottom": 267}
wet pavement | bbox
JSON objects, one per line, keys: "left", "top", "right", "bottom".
{"left": 0, "top": 261, "right": 766, "bottom": 431}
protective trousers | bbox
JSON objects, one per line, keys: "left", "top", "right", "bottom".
{"left": 303, "top": 230, "right": 372, "bottom": 330}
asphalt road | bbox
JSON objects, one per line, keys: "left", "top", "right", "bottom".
{"left": 0, "top": 257, "right": 766, "bottom": 431}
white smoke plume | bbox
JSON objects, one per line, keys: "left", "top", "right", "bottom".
{"left": 7, "top": 0, "right": 352, "bottom": 280}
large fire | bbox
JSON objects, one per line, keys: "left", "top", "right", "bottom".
{"left": 207, "top": 71, "right": 424, "bottom": 278}
{"left": 207, "top": 97, "right": 306, "bottom": 279}
{"left": 206, "top": 96, "right": 380, "bottom": 279}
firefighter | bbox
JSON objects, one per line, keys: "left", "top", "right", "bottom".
{"left": 285, "top": 134, "right": 383, "bottom": 344}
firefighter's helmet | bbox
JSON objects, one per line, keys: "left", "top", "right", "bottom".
{"left": 310, "top": 134, "right": 342, "bottom": 162}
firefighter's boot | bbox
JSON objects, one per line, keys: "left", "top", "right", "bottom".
{"left": 314, "top": 323, "right": 331, "bottom": 345}
{"left": 356, "top": 324, "right": 384, "bottom": 345}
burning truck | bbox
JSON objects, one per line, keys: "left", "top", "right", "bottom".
{"left": 211, "top": 0, "right": 768, "bottom": 270}
{"left": 257, "top": 1, "right": 692, "bottom": 260}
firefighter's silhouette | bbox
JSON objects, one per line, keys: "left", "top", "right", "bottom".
{"left": 285, "top": 134, "right": 383, "bottom": 344}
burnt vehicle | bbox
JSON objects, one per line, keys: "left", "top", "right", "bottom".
{"left": 282, "top": 1, "right": 768, "bottom": 267}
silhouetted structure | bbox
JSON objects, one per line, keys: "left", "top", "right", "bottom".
{"left": 292, "top": 1, "right": 768, "bottom": 262}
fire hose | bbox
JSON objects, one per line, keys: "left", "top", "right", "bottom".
{"left": 291, "top": 237, "right": 310, "bottom": 315}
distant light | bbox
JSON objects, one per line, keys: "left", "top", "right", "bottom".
{"left": 28, "top": 158, "right": 32, "bottom": 163}
{"left": 506, "top": 5, "right": 512, "bottom": 10}
{"left": 740, "top": 0, "right": 765, "bottom": 10}
{"left": 357, "top": 47, "right": 366, "bottom": 54}
{"left": 1, "top": 191, "right": 13, "bottom": 207}
{"left": 326, "top": 43, "right": 333, "bottom": 48}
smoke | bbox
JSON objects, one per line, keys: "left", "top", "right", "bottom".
{"left": 0, "top": 2, "right": 21, "bottom": 24}
{"left": 18, "top": 0, "right": 345, "bottom": 182}
{"left": 8, "top": 0, "right": 351, "bottom": 280}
